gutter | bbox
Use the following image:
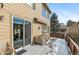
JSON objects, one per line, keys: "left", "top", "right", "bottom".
{"left": 42, "top": 3, "right": 52, "bottom": 14}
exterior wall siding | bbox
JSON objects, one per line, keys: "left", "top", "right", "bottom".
{"left": 0, "top": 3, "right": 50, "bottom": 47}
{"left": 0, "top": 9, "right": 12, "bottom": 45}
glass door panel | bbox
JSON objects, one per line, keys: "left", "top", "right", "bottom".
{"left": 13, "top": 17, "right": 23, "bottom": 49}
{"left": 25, "top": 21, "right": 31, "bottom": 45}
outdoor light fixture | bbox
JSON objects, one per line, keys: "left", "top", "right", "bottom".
{"left": 0, "top": 3, "right": 3, "bottom": 8}
{"left": 0, "top": 16, "right": 4, "bottom": 21}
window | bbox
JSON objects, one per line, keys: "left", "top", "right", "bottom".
{"left": 47, "top": 26, "right": 50, "bottom": 33}
{"left": 38, "top": 26, "right": 40, "bottom": 30}
{"left": 42, "top": 7, "right": 46, "bottom": 17}
{"left": 42, "top": 5, "right": 50, "bottom": 19}
{"left": 27, "top": 3, "right": 35, "bottom": 9}
{"left": 42, "top": 26, "right": 47, "bottom": 33}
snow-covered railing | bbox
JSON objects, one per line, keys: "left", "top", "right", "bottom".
{"left": 64, "top": 33, "right": 79, "bottom": 55}
{"left": 50, "top": 32, "right": 79, "bottom": 55}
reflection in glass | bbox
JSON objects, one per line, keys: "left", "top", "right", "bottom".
{"left": 13, "top": 17, "right": 23, "bottom": 49}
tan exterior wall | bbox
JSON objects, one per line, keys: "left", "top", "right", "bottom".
{"left": 0, "top": 9, "right": 12, "bottom": 45}
{"left": 0, "top": 3, "right": 50, "bottom": 47}
{"left": 33, "top": 23, "right": 42, "bottom": 36}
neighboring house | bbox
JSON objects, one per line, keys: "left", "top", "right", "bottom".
{"left": 0, "top": 3, "right": 52, "bottom": 52}
{"left": 67, "top": 22, "right": 79, "bottom": 33}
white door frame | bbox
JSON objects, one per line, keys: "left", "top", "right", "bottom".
{"left": 12, "top": 16, "right": 32, "bottom": 52}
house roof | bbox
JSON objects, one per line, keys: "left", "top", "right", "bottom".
{"left": 42, "top": 3, "right": 52, "bottom": 14}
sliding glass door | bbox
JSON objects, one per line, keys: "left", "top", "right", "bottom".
{"left": 13, "top": 16, "right": 31, "bottom": 49}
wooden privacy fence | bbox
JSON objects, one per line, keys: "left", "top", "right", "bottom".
{"left": 50, "top": 32, "right": 65, "bottom": 38}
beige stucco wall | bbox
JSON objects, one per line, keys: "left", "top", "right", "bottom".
{"left": 0, "top": 3, "right": 50, "bottom": 47}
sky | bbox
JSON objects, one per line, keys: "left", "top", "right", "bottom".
{"left": 48, "top": 3, "right": 79, "bottom": 25}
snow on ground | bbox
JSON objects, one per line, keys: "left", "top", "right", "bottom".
{"left": 21, "top": 38, "right": 71, "bottom": 55}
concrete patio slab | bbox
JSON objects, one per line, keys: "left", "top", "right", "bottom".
{"left": 22, "top": 45, "right": 52, "bottom": 55}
